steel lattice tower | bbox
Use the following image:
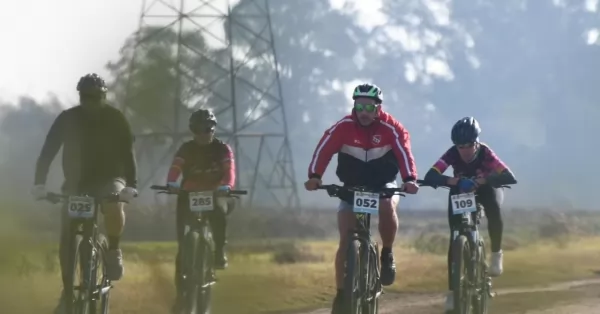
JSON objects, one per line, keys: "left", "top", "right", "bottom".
{"left": 122, "top": 0, "right": 299, "bottom": 209}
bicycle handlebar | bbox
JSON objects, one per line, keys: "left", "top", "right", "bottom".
{"left": 42, "top": 192, "right": 125, "bottom": 205}
{"left": 150, "top": 185, "right": 248, "bottom": 196}
{"left": 317, "top": 183, "right": 407, "bottom": 198}
{"left": 416, "top": 179, "right": 512, "bottom": 190}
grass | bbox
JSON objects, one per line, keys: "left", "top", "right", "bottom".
{"left": 3, "top": 206, "right": 600, "bottom": 314}
{"left": 3, "top": 236, "right": 600, "bottom": 314}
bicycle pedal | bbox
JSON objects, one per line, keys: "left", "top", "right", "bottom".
{"left": 488, "top": 291, "right": 497, "bottom": 298}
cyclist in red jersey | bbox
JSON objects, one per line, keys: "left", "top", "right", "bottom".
{"left": 304, "top": 83, "right": 419, "bottom": 314}
{"left": 423, "top": 116, "right": 517, "bottom": 312}
{"left": 163, "top": 108, "right": 235, "bottom": 313}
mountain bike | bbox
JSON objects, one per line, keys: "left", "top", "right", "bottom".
{"left": 318, "top": 183, "right": 408, "bottom": 314}
{"left": 150, "top": 185, "right": 247, "bottom": 314}
{"left": 43, "top": 192, "right": 125, "bottom": 314}
{"left": 416, "top": 179, "right": 512, "bottom": 314}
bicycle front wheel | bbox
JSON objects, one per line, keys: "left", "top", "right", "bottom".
{"left": 183, "top": 230, "right": 200, "bottom": 314}
{"left": 452, "top": 235, "right": 473, "bottom": 314}
{"left": 195, "top": 229, "right": 214, "bottom": 314}
{"left": 343, "top": 239, "right": 362, "bottom": 314}
{"left": 95, "top": 234, "right": 111, "bottom": 314}
{"left": 473, "top": 242, "right": 489, "bottom": 314}
{"left": 64, "top": 234, "right": 83, "bottom": 314}
{"left": 361, "top": 242, "right": 380, "bottom": 314}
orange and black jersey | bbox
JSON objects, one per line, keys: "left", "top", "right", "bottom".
{"left": 167, "top": 138, "right": 235, "bottom": 190}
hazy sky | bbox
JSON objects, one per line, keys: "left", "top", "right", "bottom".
{"left": 0, "top": 0, "right": 388, "bottom": 106}
{"left": 0, "top": 0, "right": 141, "bottom": 105}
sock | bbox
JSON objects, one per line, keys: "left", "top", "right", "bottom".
{"left": 108, "top": 236, "right": 120, "bottom": 250}
{"left": 381, "top": 246, "right": 392, "bottom": 256}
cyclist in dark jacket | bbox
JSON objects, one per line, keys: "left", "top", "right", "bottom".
{"left": 305, "top": 83, "right": 419, "bottom": 314}
{"left": 423, "top": 116, "right": 517, "bottom": 312}
{"left": 32, "top": 73, "right": 138, "bottom": 313}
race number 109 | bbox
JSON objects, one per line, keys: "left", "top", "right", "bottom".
{"left": 451, "top": 192, "right": 476, "bottom": 214}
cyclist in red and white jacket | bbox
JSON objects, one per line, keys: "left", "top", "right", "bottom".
{"left": 304, "top": 83, "right": 419, "bottom": 314}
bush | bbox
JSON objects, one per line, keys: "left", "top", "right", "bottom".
{"left": 412, "top": 231, "right": 448, "bottom": 255}
{"left": 271, "top": 241, "right": 324, "bottom": 264}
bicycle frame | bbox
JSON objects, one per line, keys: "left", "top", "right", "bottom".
{"left": 318, "top": 184, "right": 406, "bottom": 314}
{"left": 45, "top": 192, "right": 122, "bottom": 314}
{"left": 150, "top": 185, "right": 247, "bottom": 314}
{"left": 416, "top": 179, "right": 512, "bottom": 313}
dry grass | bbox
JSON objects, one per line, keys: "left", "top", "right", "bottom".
{"left": 4, "top": 237, "right": 600, "bottom": 314}
{"left": 3, "top": 203, "right": 600, "bottom": 314}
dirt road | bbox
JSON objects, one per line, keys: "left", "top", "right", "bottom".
{"left": 292, "top": 278, "right": 600, "bottom": 314}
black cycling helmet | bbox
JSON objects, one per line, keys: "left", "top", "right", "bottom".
{"left": 189, "top": 108, "right": 217, "bottom": 134}
{"left": 76, "top": 73, "right": 107, "bottom": 96}
{"left": 352, "top": 83, "right": 383, "bottom": 104}
{"left": 451, "top": 116, "right": 481, "bottom": 145}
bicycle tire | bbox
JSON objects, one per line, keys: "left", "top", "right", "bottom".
{"left": 473, "top": 241, "right": 489, "bottom": 314}
{"left": 64, "top": 234, "right": 83, "bottom": 314}
{"left": 195, "top": 227, "right": 214, "bottom": 314}
{"left": 343, "top": 239, "right": 361, "bottom": 314}
{"left": 183, "top": 230, "right": 201, "bottom": 314}
{"left": 79, "top": 233, "right": 97, "bottom": 314}
{"left": 96, "top": 234, "right": 111, "bottom": 314}
{"left": 452, "top": 235, "right": 473, "bottom": 314}
{"left": 361, "top": 242, "right": 379, "bottom": 314}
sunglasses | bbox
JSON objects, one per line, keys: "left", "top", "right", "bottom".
{"left": 191, "top": 123, "right": 216, "bottom": 134}
{"left": 354, "top": 103, "right": 378, "bottom": 113}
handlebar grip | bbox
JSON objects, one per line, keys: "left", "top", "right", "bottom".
{"left": 150, "top": 185, "right": 168, "bottom": 190}
{"left": 230, "top": 190, "right": 248, "bottom": 195}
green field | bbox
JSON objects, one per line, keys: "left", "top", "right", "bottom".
{"left": 2, "top": 206, "right": 600, "bottom": 313}
{"left": 3, "top": 236, "right": 600, "bottom": 314}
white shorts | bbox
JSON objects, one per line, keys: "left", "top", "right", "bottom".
{"left": 338, "top": 181, "right": 401, "bottom": 212}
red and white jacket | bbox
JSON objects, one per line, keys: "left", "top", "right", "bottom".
{"left": 308, "top": 110, "right": 418, "bottom": 187}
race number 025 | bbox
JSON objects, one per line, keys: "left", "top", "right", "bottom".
{"left": 67, "top": 196, "right": 95, "bottom": 218}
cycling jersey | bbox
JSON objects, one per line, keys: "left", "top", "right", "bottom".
{"left": 34, "top": 105, "right": 137, "bottom": 188}
{"left": 308, "top": 110, "right": 417, "bottom": 187}
{"left": 167, "top": 138, "right": 235, "bottom": 190}
{"left": 432, "top": 143, "right": 508, "bottom": 178}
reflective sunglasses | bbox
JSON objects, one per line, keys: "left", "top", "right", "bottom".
{"left": 354, "top": 103, "right": 378, "bottom": 113}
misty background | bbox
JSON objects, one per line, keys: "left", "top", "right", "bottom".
{"left": 1, "top": 0, "right": 599, "bottom": 212}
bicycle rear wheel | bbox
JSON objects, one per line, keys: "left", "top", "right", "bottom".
{"left": 452, "top": 235, "right": 473, "bottom": 314}
{"left": 343, "top": 239, "right": 362, "bottom": 314}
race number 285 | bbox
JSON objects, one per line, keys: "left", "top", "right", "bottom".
{"left": 189, "top": 191, "right": 214, "bottom": 212}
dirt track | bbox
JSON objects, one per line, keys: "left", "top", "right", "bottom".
{"left": 292, "top": 278, "right": 600, "bottom": 314}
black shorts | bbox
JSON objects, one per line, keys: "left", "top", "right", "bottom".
{"left": 60, "top": 178, "right": 126, "bottom": 224}
{"left": 61, "top": 178, "right": 126, "bottom": 197}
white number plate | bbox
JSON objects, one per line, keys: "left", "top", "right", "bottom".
{"left": 451, "top": 193, "right": 476, "bottom": 214}
{"left": 67, "top": 196, "right": 95, "bottom": 219}
{"left": 353, "top": 191, "right": 379, "bottom": 215}
{"left": 189, "top": 191, "right": 213, "bottom": 212}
